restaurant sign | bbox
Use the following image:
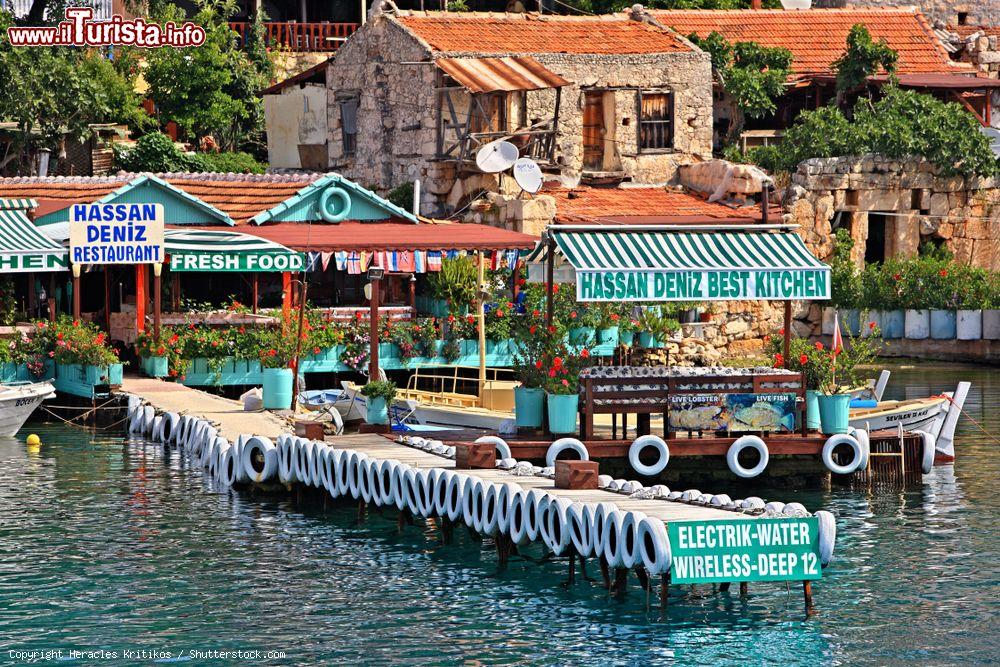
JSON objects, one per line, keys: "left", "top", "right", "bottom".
{"left": 668, "top": 517, "right": 822, "bottom": 584}
{"left": 576, "top": 269, "right": 830, "bottom": 302}
{"left": 169, "top": 252, "right": 305, "bottom": 272}
{"left": 70, "top": 203, "right": 164, "bottom": 264}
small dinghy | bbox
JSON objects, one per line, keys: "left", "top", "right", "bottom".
{"left": 0, "top": 382, "right": 55, "bottom": 437}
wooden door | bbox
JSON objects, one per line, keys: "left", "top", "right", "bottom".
{"left": 582, "top": 92, "right": 604, "bottom": 171}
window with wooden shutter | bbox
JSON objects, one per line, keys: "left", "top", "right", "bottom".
{"left": 638, "top": 91, "right": 674, "bottom": 152}
{"left": 340, "top": 96, "right": 359, "bottom": 157}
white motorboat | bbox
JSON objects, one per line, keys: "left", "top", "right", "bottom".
{"left": 0, "top": 382, "right": 55, "bottom": 437}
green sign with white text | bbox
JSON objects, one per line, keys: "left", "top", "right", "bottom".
{"left": 576, "top": 269, "right": 830, "bottom": 302}
{"left": 0, "top": 252, "right": 69, "bottom": 273}
{"left": 668, "top": 517, "right": 822, "bottom": 584}
{"left": 169, "top": 252, "right": 305, "bottom": 272}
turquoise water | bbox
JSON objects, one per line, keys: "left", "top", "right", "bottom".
{"left": 0, "top": 364, "right": 996, "bottom": 665}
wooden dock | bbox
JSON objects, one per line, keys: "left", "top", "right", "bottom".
{"left": 330, "top": 433, "right": 745, "bottom": 524}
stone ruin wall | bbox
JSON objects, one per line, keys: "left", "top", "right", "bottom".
{"left": 811, "top": 0, "right": 998, "bottom": 28}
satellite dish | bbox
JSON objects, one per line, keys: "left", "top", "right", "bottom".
{"left": 780, "top": 0, "right": 812, "bottom": 8}
{"left": 513, "top": 157, "right": 544, "bottom": 194}
{"left": 475, "top": 140, "right": 519, "bottom": 173}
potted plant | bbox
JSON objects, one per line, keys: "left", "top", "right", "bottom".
{"left": 511, "top": 318, "right": 552, "bottom": 429}
{"left": 815, "top": 325, "right": 880, "bottom": 435}
{"left": 11, "top": 321, "right": 56, "bottom": 381}
{"left": 135, "top": 329, "right": 170, "bottom": 377}
{"left": 258, "top": 320, "right": 299, "bottom": 410}
{"left": 426, "top": 256, "right": 477, "bottom": 317}
{"left": 596, "top": 304, "right": 622, "bottom": 346}
{"left": 567, "top": 305, "right": 598, "bottom": 346}
{"left": 543, "top": 346, "right": 588, "bottom": 435}
{"left": 766, "top": 333, "right": 828, "bottom": 430}
{"left": 50, "top": 318, "right": 124, "bottom": 389}
{"left": 876, "top": 260, "right": 906, "bottom": 340}
{"left": 955, "top": 264, "right": 987, "bottom": 341}
{"left": 984, "top": 275, "right": 1000, "bottom": 341}
{"left": 485, "top": 303, "right": 513, "bottom": 355}
{"left": 619, "top": 315, "right": 639, "bottom": 347}
{"left": 361, "top": 380, "right": 397, "bottom": 425}
{"left": 637, "top": 308, "right": 679, "bottom": 348}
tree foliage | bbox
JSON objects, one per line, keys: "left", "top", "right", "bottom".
{"left": 0, "top": 10, "right": 147, "bottom": 174}
{"left": 833, "top": 24, "right": 898, "bottom": 102}
{"left": 735, "top": 86, "right": 998, "bottom": 177}
{"left": 114, "top": 131, "right": 265, "bottom": 173}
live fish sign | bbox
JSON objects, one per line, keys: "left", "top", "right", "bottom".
{"left": 668, "top": 517, "right": 822, "bottom": 584}
{"left": 69, "top": 203, "right": 164, "bottom": 265}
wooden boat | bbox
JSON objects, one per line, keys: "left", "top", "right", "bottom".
{"left": 0, "top": 381, "right": 54, "bottom": 437}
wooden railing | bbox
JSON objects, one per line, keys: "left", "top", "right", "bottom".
{"left": 229, "top": 21, "right": 358, "bottom": 52}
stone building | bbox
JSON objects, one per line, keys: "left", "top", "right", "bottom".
{"left": 812, "top": 0, "right": 998, "bottom": 29}
{"left": 264, "top": 7, "right": 714, "bottom": 216}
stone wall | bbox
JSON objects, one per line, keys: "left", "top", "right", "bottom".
{"left": 812, "top": 0, "right": 998, "bottom": 27}
{"left": 784, "top": 155, "right": 1000, "bottom": 271}
{"left": 322, "top": 13, "right": 713, "bottom": 215}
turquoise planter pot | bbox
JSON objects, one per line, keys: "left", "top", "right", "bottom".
{"left": 261, "top": 368, "right": 293, "bottom": 410}
{"left": 378, "top": 342, "right": 399, "bottom": 359}
{"left": 930, "top": 310, "right": 957, "bottom": 340}
{"left": 460, "top": 340, "right": 479, "bottom": 358}
{"left": 805, "top": 389, "right": 821, "bottom": 430}
{"left": 489, "top": 339, "right": 510, "bottom": 356}
{"left": 546, "top": 392, "right": 579, "bottom": 435}
{"left": 568, "top": 327, "right": 595, "bottom": 345}
{"left": 84, "top": 364, "right": 122, "bottom": 385}
{"left": 881, "top": 310, "right": 904, "bottom": 339}
{"left": 597, "top": 326, "right": 619, "bottom": 345}
{"left": 144, "top": 356, "right": 168, "bottom": 377}
{"left": 619, "top": 330, "right": 635, "bottom": 346}
{"left": 637, "top": 332, "right": 659, "bottom": 348}
{"left": 366, "top": 396, "right": 388, "bottom": 425}
{"left": 514, "top": 386, "right": 544, "bottom": 428}
{"left": 817, "top": 394, "right": 852, "bottom": 435}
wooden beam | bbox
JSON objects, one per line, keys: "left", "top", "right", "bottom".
{"left": 369, "top": 276, "right": 380, "bottom": 381}
{"left": 950, "top": 90, "right": 987, "bottom": 127}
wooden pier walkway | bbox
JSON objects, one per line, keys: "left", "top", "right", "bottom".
{"left": 120, "top": 377, "right": 289, "bottom": 442}
{"left": 330, "top": 433, "right": 744, "bottom": 523}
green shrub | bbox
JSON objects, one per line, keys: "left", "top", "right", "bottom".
{"left": 195, "top": 151, "right": 266, "bottom": 174}
{"left": 115, "top": 132, "right": 267, "bottom": 174}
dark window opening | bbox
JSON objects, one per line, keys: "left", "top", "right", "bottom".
{"left": 957, "top": 12, "right": 968, "bottom": 25}
{"left": 638, "top": 91, "right": 674, "bottom": 152}
{"left": 340, "top": 96, "right": 358, "bottom": 157}
{"left": 865, "top": 213, "right": 888, "bottom": 265}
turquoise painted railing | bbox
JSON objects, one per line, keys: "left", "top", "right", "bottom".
{"left": 52, "top": 362, "right": 124, "bottom": 398}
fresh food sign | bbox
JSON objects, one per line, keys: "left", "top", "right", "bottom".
{"left": 668, "top": 517, "right": 822, "bottom": 584}
{"left": 70, "top": 203, "right": 164, "bottom": 265}
{"left": 576, "top": 269, "right": 830, "bottom": 302}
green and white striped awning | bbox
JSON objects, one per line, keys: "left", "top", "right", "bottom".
{"left": 0, "top": 208, "right": 69, "bottom": 273}
{"left": 533, "top": 228, "right": 830, "bottom": 302}
{"left": 166, "top": 229, "right": 304, "bottom": 272}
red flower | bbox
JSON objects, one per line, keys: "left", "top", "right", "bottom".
{"left": 37, "top": 321, "right": 45, "bottom": 329}
{"left": 188, "top": 323, "right": 195, "bottom": 330}
{"left": 553, "top": 356, "right": 563, "bottom": 369}
{"left": 532, "top": 309, "right": 540, "bottom": 317}
{"left": 552, "top": 284, "right": 560, "bottom": 294}
{"left": 548, "top": 369, "right": 556, "bottom": 377}
{"left": 773, "top": 352, "right": 783, "bottom": 364}
{"left": 268, "top": 349, "right": 277, "bottom": 357}
{"left": 56, "top": 333, "right": 63, "bottom": 341}
{"left": 239, "top": 327, "right": 246, "bottom": 334}
{"left": 815, "top": 341, "right": 824, "bottom": 350}
{"left": 48, "top": 351, "right": 54, "bottom": 358}
{"left": 356, "top": 312, "right": 363, "bottom": 320}
{"left": 313, "top": 347, "right": 321, "bottom": 354}
{"left": 547, "top": 325, "right": 556, "bottom": 333}
{"left": 561, "top": 378, "right": 569, "bottom": 386}
{"left": 535, "top": 360, "right": 543, "bottom": 369}
{"left": 506, "top": 302, "right": 514, "bottom": 309}
{"left": 778, "top": 328, "right": 785, "bottom": 336}
{"left": 799, "top": 354, "right": 809, "bottom": 365}
{"left": 570, "top": 311, "right": 577, "bottom": 319}
{"left": 169, "top": 334, "right": 179, "bottom": 345}
{"left": 529, "top": 325, "right": 537, "bottom": 334}
{"left": 95, "top": 333, "right": 104, "bottom": 345}
{"left": 496, "top": 309, "right": 504, "bottom": 317}
{"left": 939, "top": 269, "right": 948, "bottom": 277}
{"left": 448, "top": 314, "right": 455, "bottom": 323}
{"left": 868, "top": 321, "right": 876, "bottom": 330}
{"left": 72, "top": 320, "right": 79, "bottom": 327}
{"left": 580, "top": 348, "right": 590, "bottom": 359}
{"left": 157, "top": 346, "right": 165, "bottom": 355}
{"left": 467, "top": 316, "right": 475, "bottom": 324}
{"left": 610, "top": 313, "right": 620, "bottom": 321}
{"left": 893, "top": 273, "right": 902, "bottom": 281}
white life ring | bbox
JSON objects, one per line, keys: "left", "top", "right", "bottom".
{"left": 822, "top": 434, "right": 865, "bottom": 475}
{"left": 848, "top": 427, "right": 871, "bottom": 470}
{"left": 726, "top": 436, "right": 770, "bottom": 478}
{"left": 815, "top": 510, "right": 837, "bottom": 567}
{"left": 317, "top": 186, "right": 351, "bottom": 223}
{"left": 474, "top": 435, "right": 512, "bottom": 460}
{"left": 915, "top": 430, "right": 937, "bottom": 474}
{"left": 545, "top": 438, "right": 589, "bottom": 468}
{"left": 628, "top": 435, "right": 670, "bottom": 476}
{"left": 637, "top": 516, "right": 672, "bottom": 575}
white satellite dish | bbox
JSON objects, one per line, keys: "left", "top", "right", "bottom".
{"left": 780, "top": 0, "right": 812, "bottom": 9}
{"left": 512, "top": 157, "right": 544, "bottom": 194}
{"left": 475, "top": 140, "right": 519, "bottom": 173}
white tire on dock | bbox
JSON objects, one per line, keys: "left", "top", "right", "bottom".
{"left": 649, "top": 485, "right": 670, "bottom": 498}
{"left": 507, "top": 490, "right": 531, "bottom": 545}
{"left": 742, "top": 497, "right": 765, "bottom": 510}
{"left": 480, "top": 483, "right": 503, "bottom": 537}
{"left": 474, "top": 435, "right": 512, "bottom": 461}
{"left": 726, "top": 436, "right": 769, "bottom": 478}
{"left": 375, "top": 459, "right": 397, "bottom": 507}
{"left": 445, "top": 472, "right": 468, "bottom": 522}
{"left": 637, "top": 517, "right": 672, "bottom": 575}
{"left": 915, "top": 430, "right": 937, "bottom": 474}
{"left": 127, "top": 396, "right": 141, "bottom": 431}
{"left": 400, "top": 467, "right": 420, "bottom": 515}
{"left": 602, "top": 509, "right": 628, "bottom": 569}
{"left": 666, "top": 491, "right": 683, "bottom": 500}
{"left": 764, "top": 501, "right": 785, "bottom": 513}
{"left": 347, "top": 452, "right": 368, "bottom": 499}
{"left": 696, "top": 494, "right": 713, "bottom": 505}
{"left": 543, "top": 497, "right": 574, "bottom": 555}
{"left": 590, "top": 502, "right": 617, "bottom": 556}
{"left": 142, "top": 406, "right": 155, "bottom": 437}
{"left": 526, "top": 489, "right": 549, "bottom": 544}
{"left": 473, "top": 480, "right": 493, "bottom": 532}
{"left": 621, "top": 481, "right": 644, "bottom": 495}
{"left": 783, "top": 502, "right": 808, "bottom": 515}
{"left": 150, "top": 415, "right": 163, "bottom": 442}
{"left": 619, "top": 511, "right": 647, "bottom": 569}
{"left": 277, "top": 437, "right": 295, "bottom": 484}
{"left": 608, "top": 479, "right": 627, "bottom": 492}
{"left": 390, "top": 461, "right": 410, "bottom": 510}
{"left": 363, "top": 458, "right": 380, "bottom": 505}
{"left": 317, "top": 445, "right": 334, "bottom": 492}
{"left": 815, "top": 510, "right": 837, "bottom": 567}
{"left": 710, "top": 494, "right": 732, "bottom": 507}
{"left": 310, "top": 442, "right": 327, "bottom": 488}
{"left": 628, "top": 435, "right": 670, "bottom": 476}
{"left": 545, "top": 438, "right": 589, "bottom": 468}
{"left": 420, "top": 469, "right": 440, "bottom": 517}
{"left": 409, "top": 437, "right": 426, "bottom": 449}
{"left": 433, "top": 470, "right": 453, "bottom": 517}
{"left": 597, "top": 475, "right": 614, "bottom": 489}
{"left": 495, "top": 483, "right": 521, "bottom": 535}
{"left": 568, "top": 502, "right": 594, "bottom": 558}
{"left": 681, "top": 489, "right": 702, "bottom": 502}
{"left": 821, "top": 434, "right": 866, "bottom": 475}
{"left": 239, "top": 436, "right": 277, "bottom": 483}
{"left": 220, "top": 444, "right": 240, "bottom": 488}
{"left": 161, "top": 412, "right": 179, "bottom": 444}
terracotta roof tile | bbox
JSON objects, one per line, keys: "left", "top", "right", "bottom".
{"left": 0, "top": 172, "right": 324, "bottom": 225}
{"left": 652, "top": 8, "right": 962, "bottom": 77}
{"left": 396, "top": 12, "right": 692, "bottom": 55}
{"left": 544, "top": 185, "right": 762, "bottom": 224}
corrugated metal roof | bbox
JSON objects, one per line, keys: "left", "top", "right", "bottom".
{"left": 436, "top": 56, "right": 570, "bottom": 93}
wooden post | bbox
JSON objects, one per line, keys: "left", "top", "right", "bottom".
{"left": 761, "top": 185, "right": 770, "bottom": 224}
{"left": 477, "top": 251, "right": 486, "bottom": 405}
{"left": 252, "top": 273, "right": 259, "bottom": 314}
{"left": 408, "top": 274, "right": 416, "bottom": 309}
{"left": 171, "top": 273, "right": 180, "bottom": 311}
{"left": 48, "top": 273, "right": 56, "bottom": 322}
{"left": 282, "top": 271, "right": 292, "bottom": 320}
{"left": 290, "top": 277, "right": 308, "bottom": 410}
{"left": 660, "top": 572, "right": 670, "bottom": 609}
{"left": 153, "top": 263, "right": 162, "bottom": 345}
{"left": 103, "top": 268, "right": 111, "bottom": 332}
{"left": 783, "top": 300, "right": 791, "bottom": 368}
{"left": 135, "top": 264, "right": 146, "bottom": 332}
{"left": 740, "top": 581, "right": 749, "bottom": 596}
{"left": 72, "top": 265, "right": 81, "bottom": 320}
{"left": 545, "top": 235, "right": 555, "bottom": 328}
{"left": 803, "top": 581, "right": 814, "bottom": 613}
{"left": 369, "top": 275, "right": 380, "bottom": 380}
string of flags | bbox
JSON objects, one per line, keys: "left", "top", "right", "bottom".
{"left": 303, "top": 249, "right": 521, "bottom": 275}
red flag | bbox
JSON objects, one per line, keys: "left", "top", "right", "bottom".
{"left": 832, "top": 312, "right": 844, "bottom": 357}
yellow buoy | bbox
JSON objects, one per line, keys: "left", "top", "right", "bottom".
{"left": 26, "top": 434, "right": 41, "bottom": 447}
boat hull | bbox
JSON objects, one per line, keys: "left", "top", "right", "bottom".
{"left": 0, "top": 382, "right": 55, "bottom": 437}
{"left": 848, "top": 398, "right": 948, "bottom": 433}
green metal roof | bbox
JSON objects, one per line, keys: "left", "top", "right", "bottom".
{"left": 250, "top": 173, "right": 419, "bottom": 225}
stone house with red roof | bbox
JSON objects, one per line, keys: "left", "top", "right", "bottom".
{"left": 265, "top": 7, "right": 714, "bottom": 217}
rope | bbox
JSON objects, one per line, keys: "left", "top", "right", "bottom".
{"left": 932, "top": 393, "right": 1000, "bottom": 445}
